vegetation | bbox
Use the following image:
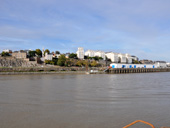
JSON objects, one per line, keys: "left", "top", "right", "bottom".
{"left": 52, "top": 58, "right": 58, "bottom": 65}
{"left": 88, "top": 56, "right": 103, "bottom": 60}
{"left": 90, "top": 60, "right": 98, "bottom": 67}
{"left": 65, "top": 58, "right": 72, "bottom": 67}
{"left": 28, "top": 51, "right": 36, "bottom": 57}
{"left": 35, "top": 49, "right": 42, "bottom": 57}
{"left": 55, "top": 51, "right": 60, "bottom": 54}
{"left": 57, "top": 54, "right": 66, "bottom": 66}
{"left": 44, "top": 49, "right": 50, "bottom": 55}
{"left": 76, "top": 60, "right": 85, "bottom": 67}
{"left": 1, "top": 52, "right": 10, "bottom": 57}
{"left": 69, "top": 53, "right": 77, "bottom": 59}
{"left": 44, "top": 60, "right": 54, "bottom": 65}
{"left": 132, "top": 59, "right": 141, "bottom": 64}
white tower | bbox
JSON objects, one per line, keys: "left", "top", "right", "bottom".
{"left": 42, "top": 48, "right": 45, "bottom": 58}
{"left": 76, "top": 47, "right": 84, "bottom": 59}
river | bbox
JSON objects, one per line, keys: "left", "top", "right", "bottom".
{"left": 0, "top": 73, "right": 170, "bottom": 128}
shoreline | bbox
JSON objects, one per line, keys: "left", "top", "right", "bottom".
{"left": 0, "top": 71, "right": 88, "bottom": 75}
{"left": 0, "top": 67, "right": 170, "bottom": 75}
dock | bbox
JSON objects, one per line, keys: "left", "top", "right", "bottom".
{"left": 106, "top": 68, "right": 170, "bottom": 74}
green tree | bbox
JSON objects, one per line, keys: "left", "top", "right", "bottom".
{"left": 69, "top": 53, "right": 77, "bottom": 58}
{"left": 28, "top": 51, "right": 36, "bottom": 57}
{"left": 44, "top": 49, "right": 50, "bottom": 55}
{"left": 92, "top": 56, "right": 103, "bottom": 61}
{"left": 44, "top": 60, "right": 51, "bottom": 64}
{"left": 76, "top": 60, "right": 88, "bottom": 67}
{"left": 52, "top": 58, "right": 58, "bottom": 65}
{"left": 87, "top": 57, "right": 93, "bottom": 59}
{"left": 90, "top": 60, "right": 98, "bottom": 67}
{"left": 35, "top": 49, "right": 42, "bottom": 57}
{"left": 98, "top": 57, "right": 103, "bottom": 60}
{"left": 55, "top": 51, "right": 60, "bottom": 54}
{"left": 65, "top": 58, "right": 72, "bottom": 67}
{"left": 1, "top": 52, "right": 10, "bottom": 57}
{"left": 57, "top": 54, "right": 66, "bottom": 66}
{"left": 76, "top": 60, "right": 83, "bottom": 67}
{"left": 132, "top": 59, "right": 140, "bottom": 64}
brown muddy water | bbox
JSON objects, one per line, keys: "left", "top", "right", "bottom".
{"left": 0, "top": 73, "right": 170, "bottom": 128}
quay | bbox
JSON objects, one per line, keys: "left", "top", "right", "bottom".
{"left": 106, "top": 68, "right": 170, "bottom": 74}
{"left": 0, "top": 67, "right": 170, "bottom": 75}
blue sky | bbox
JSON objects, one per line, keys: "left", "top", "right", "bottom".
{"left": 0, "top": 0, "right": 170, "bottom": 61}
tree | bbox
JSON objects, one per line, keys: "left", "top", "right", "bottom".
{"left": 76, "top": 60, "right": 88, "bottom": 67}
{"left": 69, "top": 53, "right": 77, "bottom": 58}
{"left": 90, "top": 60, "right": 98, "bottom": 67}
{"left": 132, "top": 59, "right": 140, "bottom": 64}
{"left": 55, "top": 51, "right": 60, "bottom": 54}
{"left": 84, "top": 56, "right": 88, "bottom": 59}
{"left": 87, "top": 57, "right": 93, "bottom": 59}
{"left": 76, "top": 60, "right": 83, "bottom": 67}
{"left": 35, "top": 49, "right": 42, "bottom": 57}
{"left": 92, "top": 56, "right": 103, "bottom": 61}
{"left": 28, "top": 51, "right": 36, "bottom": 57}
{"left": 44, "top": 49, "right": 50, "bottom": 55}
{"left": 1, "top": 52, "right": 10, "bottom": 57}
{"left": 65, "top": 58, "right": 72, "bottom": 67}
{"left": 44, "top": 60, "right": 51, "bottom": 64}
{"left": 98, "top": 57, "right": 103, "bottom": 60}
{"left": 57, "top": 54, "right": 66, "bottom": 66}
{"left": 52, "top": 58, "right": 58, "bottom": 65}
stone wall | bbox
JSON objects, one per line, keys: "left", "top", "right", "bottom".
{"left": 0, "top": 66, "right": 105, "bottom": 72}
{"left": 0, "top": 57, "right": 38, "bottom": 67}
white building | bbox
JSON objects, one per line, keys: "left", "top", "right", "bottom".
{"left": 44, "top": 53, "right": 53, "bottom": 60}
{"left": 166, "top": 62, "right": 170, "bottom": 67}
{"left": 95, "top": 51, "right": 106, "bottom": 60}
{"left": 105, "top": 52, "right": 134, "bottom": 64}
{"left": 85, "top": 50, "right": 106, "bottom": 60}
{"left": 105, "top": 52, "right": 119, "bottom": 63}
{"left": 85, "top": 50, "right": 95, "bottom": 57}
{"left": 76, "top": 47, "right": 84, "bottom": 59}
{"left": 78, "top": 47, "right": 136, "bottom": 64}
{"left": 154, "top": 61, "right": 167, "bottom": 68}
{"left": 118, "top": 54, "right": 127, "bottom": 63}
{"left": 125, "top": 54, "right": 132, "bottom": 64}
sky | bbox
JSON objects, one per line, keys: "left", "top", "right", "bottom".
{"left": 0, "top": 0, "right": 170, "bottom": 61}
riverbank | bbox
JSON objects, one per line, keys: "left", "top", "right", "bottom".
{"left": 1, "top": 67, "right": 170, "bottom": 75}
{"left": 0, "top": 67, "right": 104, "bottom": 75}
{"left": 0, "top": 71, "right": 87, "bottom": 75}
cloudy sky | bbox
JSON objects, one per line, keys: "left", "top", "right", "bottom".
{"left": 0, "top": 0, "right": 170, "bottom": 61}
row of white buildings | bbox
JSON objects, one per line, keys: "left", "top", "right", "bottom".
{"left": 76, "top": 47, "right": 138, "bottom": 64}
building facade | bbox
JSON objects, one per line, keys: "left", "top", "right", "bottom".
{"left": 95, "top": 51, "right": 106, "bottom": 60}
{"left": 105, "top": 52, "right": 119, "bottom": 63}
{"left": 154, "top": 61, "right": 167, "bottom": 68}
{"left": 105, "top": 52, "right": 133, "bottom": 64}
{"left": 44, "top": 53, "right": 53, "bottom": 60}
{"left": 77, "top": 47, "right": 137, "bottom": 64}
{"left": 85, "top": 50, "right": 106, "bottom": 60}
{"left": 140, "top": 59, "right": 153, "bottom": 64}
{"left": 85, "top": 50, "right": 95, "bottom": 57}
{"left": 12, "top": 52, "right": 27, "bottom": 59}
{"left": 76, "top": 47, "right": 84, "bottom": 59}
